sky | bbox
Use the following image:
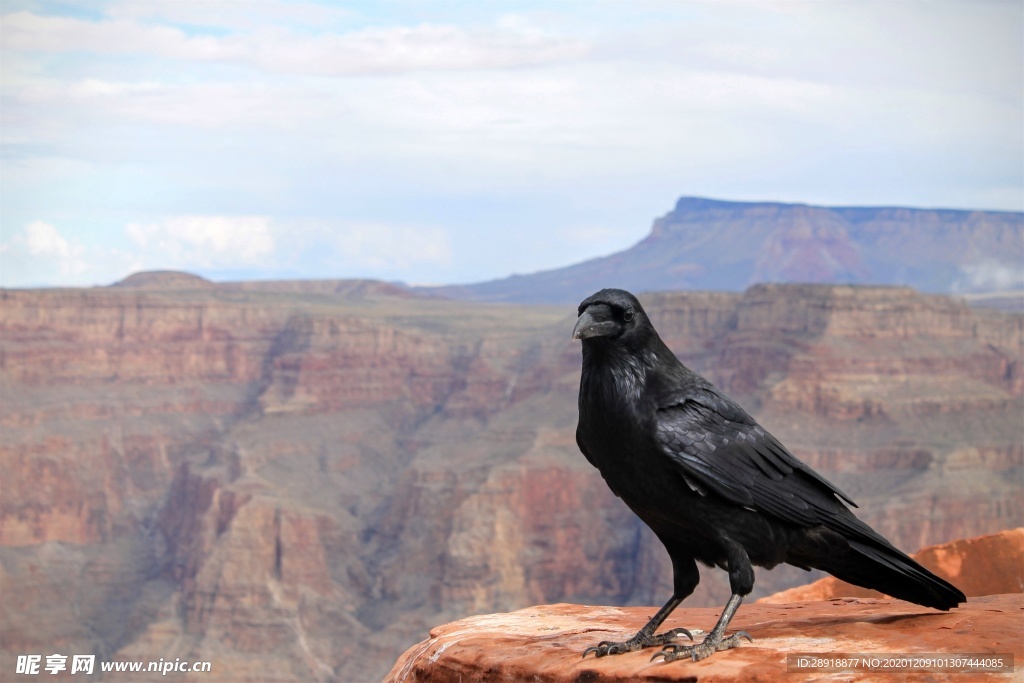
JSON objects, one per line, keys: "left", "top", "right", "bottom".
{"left": 1, "top": 0, "right": 1022, "bottom": 288}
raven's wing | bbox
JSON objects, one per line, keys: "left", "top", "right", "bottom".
{"left": 654, "top": 387, "right": 859, "bottom": 529}
{"left": 656, "top": 386, "right": 966, "bottom": 608}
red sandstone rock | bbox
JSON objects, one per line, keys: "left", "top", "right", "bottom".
{"left": 385, "top": 595, "right": 1023, "bottom": 683}
{"left": 760, "top": 528, "right": 1024, "bottom": 604}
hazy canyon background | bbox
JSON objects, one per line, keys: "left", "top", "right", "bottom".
{"left": 2, "top": 197, "right": 1023, "bottom": 682}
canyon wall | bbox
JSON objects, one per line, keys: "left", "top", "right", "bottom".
{"left": 1, "top": 282, "right": 1020, "bottom": 681}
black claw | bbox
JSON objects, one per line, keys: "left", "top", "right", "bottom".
{"left": 651, "top": 647, "right": 684, "bottom": 663}
{"left": 669, "top": 627, "right": 694, "bottom": 642}
{"left": 650, "top": 631, "right": 755, "bottom": 664}
{"left": 582, "top": 627, "right": 697, "bottom": 660}
{"left": 651, "top": 643, "right": 685, "bottom": 663}
{"left": 582, "top": 640, "right": 620, "bottom": 659}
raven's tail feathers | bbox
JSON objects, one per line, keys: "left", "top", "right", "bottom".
{"left": 814, "top": 538, "right": 966, "bottom": 611}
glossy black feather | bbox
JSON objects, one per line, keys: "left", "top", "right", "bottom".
{"left": 575, "top": 288, "right": 965, "bottom": 613}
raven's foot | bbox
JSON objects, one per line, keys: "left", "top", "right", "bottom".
{"left": 582, "top": 627, "right": 693, "bottom": 659}
{"left": 651, "top": 631, "right": 752, "bottom": 662}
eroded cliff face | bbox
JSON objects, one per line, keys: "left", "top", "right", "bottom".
{"left": 1, "top": 283, "right": 1021, "bottom": 681}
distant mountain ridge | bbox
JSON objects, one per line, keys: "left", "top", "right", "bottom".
{"left": 426, "top": 196, "right": 1024, "bottom": 304}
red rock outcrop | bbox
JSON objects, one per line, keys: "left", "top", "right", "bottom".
{"left": 385, "top": 594, "right": 1023, "bottom": 683}
{"left": 389, "top": 527, "right": 1024, "bottom": 682}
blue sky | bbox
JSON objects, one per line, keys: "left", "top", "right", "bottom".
{"left": 1, "top": 0, "right": 1021, "bottom": 288}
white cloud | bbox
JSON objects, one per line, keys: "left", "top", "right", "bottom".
{"left": 24, "top": 220, "right": 71, "bottom": 258}
{"left": 126, "top": 216, "right": 275, "bottom": 267}
{"left": 0, "top": 222, "right": 90, "bottom": 285}
{"left": 131, "top": 218, "right": 454, "bottom": 280}
{"left": 1, "top": 1, "right": 1021, "bottom": 288}
{"left": 20, "top": 79, "right": 320, "bottom": 131}
{"left": 330, "top": 221, "right": 452, "bottom": 271}
{"left": 0, "top": 217, "right": 276, "bottom": 288}
{"left": 0, "top": 216, "right": 453, "bottom": 288}
{"left": 251, "top": 22, "right": 587, "bottom": 76}
{"left": 954, "top": 260, "right": 1024, "bottom": 293}
{"left": 3, "top": 3, "right": 1018, "bottom": 186}
{"left": 1, "top": 10, "right": 588, "bottom": 76}
{"left": 1, "top": 11, "right": 226, "bottom": 59}
{"left": 106, "top": 0, "right": 355, "bottom": 32}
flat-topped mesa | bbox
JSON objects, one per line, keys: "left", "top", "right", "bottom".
{"left": 425, "top": 196, "right": 1024, "bottom": 303}
{"left": 111, "top": 270, "right": 214, "bottom": 289}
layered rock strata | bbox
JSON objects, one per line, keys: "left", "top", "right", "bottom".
{"left": 1, "top": 281, "right": 1020, "bottom": 681}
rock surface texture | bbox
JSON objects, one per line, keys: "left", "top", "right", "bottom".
{"left": 387, "top": 528, "right": 1024, "bottom": 682}
{"left": 384, "top": 595, "right": 1022, "bottom": 683}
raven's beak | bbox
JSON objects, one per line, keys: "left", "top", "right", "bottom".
{"left": 572, "top": 305, "right": 619, "bottom": 340}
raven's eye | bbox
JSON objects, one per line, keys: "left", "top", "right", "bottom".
{"left": 623, "top": 309, "right": 634, "bottom": 322}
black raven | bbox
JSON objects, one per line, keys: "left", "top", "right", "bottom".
{"left": 573, "top": 288, "right": 965, "bottom": 662}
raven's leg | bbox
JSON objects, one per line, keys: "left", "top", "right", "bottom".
{"left": 582, "top": 554, "right": 698, "bottom": 658}
{"left": 581, "top": 595, "right": 692, "bottom": 658}
{"left": 652, "top": 593, "right": 752, "bottom": 662}
{"left": 653, "top": 540, "right": 754, "bottom": 662}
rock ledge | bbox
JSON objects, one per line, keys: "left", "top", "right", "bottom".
{"left": 385, "top": 594, "right": 1022, "bottom": 682}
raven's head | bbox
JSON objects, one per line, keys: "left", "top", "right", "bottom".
{"left": 572, "top": 288, "right": 650, "bottom": 346}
